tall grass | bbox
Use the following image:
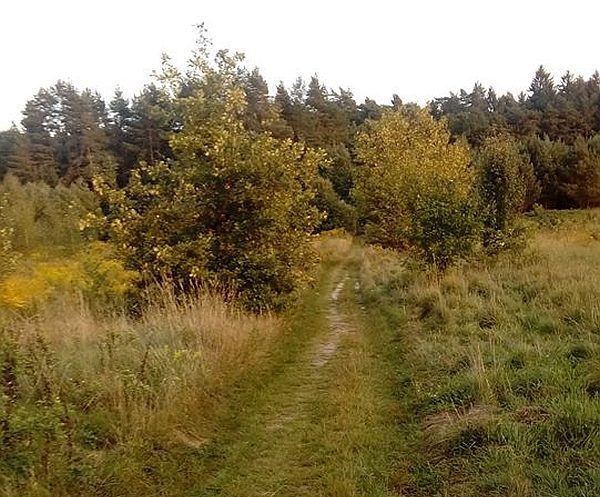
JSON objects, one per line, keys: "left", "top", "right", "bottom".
{"left": 359, "top": 209, "right": 600, "bottom": 497}
{"left": 0, "top": 286, "right": 280, "bottom": 496}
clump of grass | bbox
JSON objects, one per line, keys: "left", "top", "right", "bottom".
{"left": 423, "top": 405, "right": 499, "bottom": 457}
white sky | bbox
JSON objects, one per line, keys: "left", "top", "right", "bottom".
{"left": 2, "top": 0, "right": 600, "bottom": 129}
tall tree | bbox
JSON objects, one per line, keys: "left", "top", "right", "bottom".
{"left": 18, "top": 88, "right": 60, "bottom": 184}
{"left": 108, "top": 89, "right": 137, "bottom": 186}
{"left": 128, "top": 84, "right": 174, "bottom": 165}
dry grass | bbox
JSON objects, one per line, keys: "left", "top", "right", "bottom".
{"left": 0, "top": 286, "right": 281, "bottom": 495}
{"left": 313, "top": 229, "right": 354, "bottom": 263}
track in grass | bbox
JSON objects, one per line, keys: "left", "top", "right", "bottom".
{"left": 193, "top": 256, "right": 401, "bottom": 496}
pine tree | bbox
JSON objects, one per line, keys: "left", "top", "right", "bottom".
{"left": 128, "top": 84, "right": 174, "bottom": 165}
{"left": 243, "top": 67, "right": 271, "bottom": 132}
{"left": 19, "top": 89, "right": 59, "bottom": 184}
{"left": 108, "top": 89, "right": 137, "bottom": 185}
{"left": 0, "top": 127, "right": 22, "bottom": 179}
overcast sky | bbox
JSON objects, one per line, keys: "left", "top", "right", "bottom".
{"left": 2, "top": 0, "right": 600, "bottom": 129}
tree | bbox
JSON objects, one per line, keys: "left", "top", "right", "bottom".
{"left": 108, "top": 89, "right": 137, "bottom": 186}
{"left": 357, "top": 98, "right": 383, "bottom": 124}
{"left": 354, "top": 108, "right": 478, "bottom": 267}
{"left": 53, "top": 83, "right": 114, "bottom": 184}
{"left": 128, "top": 84, "right": 174, "bottom": 166}
{"left": 526, "top": 65, "right": 560, "bottom": 138}
{"left": 242, "top": 68, "right": 293, "bottom": 139}
{"left": 11, "top": 82, "right": 115, "bottom": 185}
{"left": 476, "top": 133, "right": 530, "bottom": 250}
{"left": 0, "top": 127, "right": 23, "bottom": 179}
{"left": 242, "top": 67, "right": 271, "bottom": 132}
{"left": 18, "top": 88, "right": 59, "bottom": 184}
{"left": 563, "top": 137, "right": 600, "bottom": 207}
{"left": 97, "top": 33, "right": 324, "bottom": 310}
{"left": 524, "top": 136, "right": 572, "bottom": 208}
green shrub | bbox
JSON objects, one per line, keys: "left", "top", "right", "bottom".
{"left": 407, "top": 185, "right": 480, "bottom": 268}
{"left": 93, "top": 45, "right": 323, "bottom": 311}
{"left": 354, "top": 108, "right": 479, "bottom": 268}
{"left": 476, "top": 133, "right": 531, "bottom": 253}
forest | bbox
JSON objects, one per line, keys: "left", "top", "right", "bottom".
{"left": 1, "top": 28, "right": 600, "bottom": 497}
{"left": 3, "top": 53, "right": 600, "bottom": 302}
{"left": 3, "top": 62, "right": 600, "bottom": 210}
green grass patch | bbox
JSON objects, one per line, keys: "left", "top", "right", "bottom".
{"left": 359, "top": 210, "right": 600, "bottom": 497}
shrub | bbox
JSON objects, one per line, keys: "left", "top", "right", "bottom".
{"left": 313, "top": 176, "right": 357, "bottom": 233}
{"left": 354, "top": 108, "right": 479, "bottom": 268}
{"left": 0, "top": 192, "right": 17, "bottom": 277}
{"left": 93, "top": 44, "right": 323, "bottom": 310}
{"left": 476, "top": 133, "right": 530, "bottom": 253}
{"left": 407, "top": 185, "right": 480, "bottom": 268}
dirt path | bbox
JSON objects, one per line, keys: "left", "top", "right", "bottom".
{"left": 311, "top": 276, "right": 351, "bottom": 367}
{"left": 192, "top": 258, "right": 400, "bottom": 496}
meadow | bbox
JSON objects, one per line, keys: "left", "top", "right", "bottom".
{"left": 0, "top": 179, "right": 285, "bottom": 496}
{"left": 1, "top": 177, "right": 600, "bottom": 496}
{"left": 358, "top": 208, "right": 600, "bottom": 496}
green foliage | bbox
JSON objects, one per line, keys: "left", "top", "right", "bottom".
{"left": 14, "top": 82, "right": 116, "bottom": 185}
{"left": 408, "top": 186, "right": 481, "bottom": 268}
{"left": 314, "top": 176, "right": 357, "bottom": 233}
{"left": 0, "top": 175, "right": 97, "bottom": 254}
{"left": 95, "top": 36, "right": 323, "bottom": 310}
{"left": 563, "top": 137, "right": 600, "bottom": 208}
{"left": 354, "top": 108, "right": 479, "bottom": 267}
{"left": 0, "top": 193, "right": 17, "bottom": 277}
{"left": 476, "top": 133, "right": 531, "bottom": 252}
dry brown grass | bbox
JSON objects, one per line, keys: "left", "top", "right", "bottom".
{"left": 0, "top": 285, "right": 282, "bottom": 495}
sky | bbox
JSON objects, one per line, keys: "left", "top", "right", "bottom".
{"left": 2, "top": 0, "right": 600, "bottom": 129}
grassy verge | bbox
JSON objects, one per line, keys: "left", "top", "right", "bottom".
{"left": 358, "top": 209, "right": 600, "bottom": 497}
{"left": 183, "top": 237, "right": 403, "bottom": 496}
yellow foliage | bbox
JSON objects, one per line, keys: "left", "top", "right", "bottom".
{"left": 35, "top": 261, "right": 88, "bottom": 290}
{"left": 0, "top": 274, "right": 50, "bottom": 310}
{"left": 78, "top": 241, "right": 138, "bottom": 300}
{"left": 0, "top": 242, "right": 137, "bottom": 311}
{"left": 354, "top": 108, "right": 475, "bottom": 251}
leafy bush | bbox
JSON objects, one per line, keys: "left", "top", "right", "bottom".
{"left": 407, "top": 184, "right": 480, "bottom": 268}
{"left": 314, "top": 176, "right": 357, "bottom": 233}
{"left": 476, "top": 133, "right": 530, "bottom": 252}
{"left": 354, "top": 108, "right": 479, "bottom": 267}
{"left": 93, "top": 43, "right": 323, "bottom": 310}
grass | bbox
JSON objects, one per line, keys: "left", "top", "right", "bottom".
{"left": 0, "top": 285, "right": 282, "bottom": 496}
{"left": 358, "top": 208, "right": 600, "bottom": 496}
{"left": 0, "top": 233, "right": 405, "bottom": 496}
{"left": 184, "top": 236, "right": 403, "bottom": 496}
{"left": 4, "top": 211, "right": 600, "bottom": 496}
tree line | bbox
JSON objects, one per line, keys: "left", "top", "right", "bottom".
{"left": 3, "top": 65, "right": 600, "bottom": 212}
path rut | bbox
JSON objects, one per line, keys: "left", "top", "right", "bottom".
{"left": 195, "top": 261, "right": 399, "bottom": 497}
